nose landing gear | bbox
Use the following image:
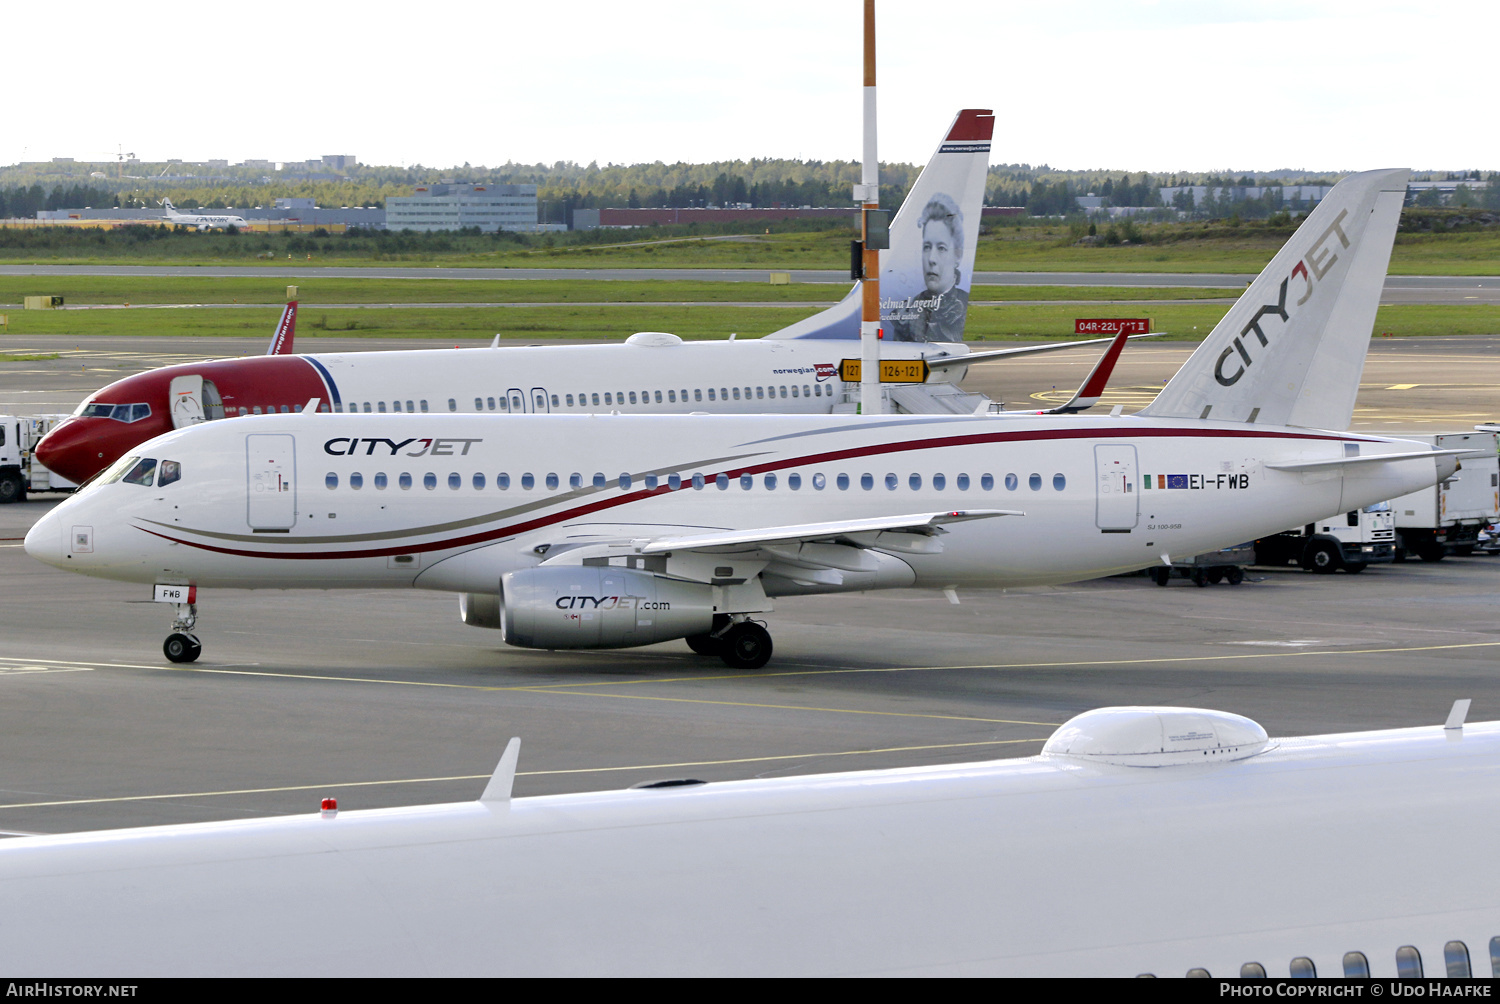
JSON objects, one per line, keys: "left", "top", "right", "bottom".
{"left": 163, "top": 603, "right": 202, "bottom": 664}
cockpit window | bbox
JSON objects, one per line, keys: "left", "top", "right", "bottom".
{"left": 122, "top": 458, "right": 157, "bottom": 486}
{"left": 79, "top": 402, "right": 152, "bottom": 423}
{"left": 96, "top": 455, "right": 141, "bottom": 487}
{"left": 158, "top": 460, "right": 182, "bottom": 487}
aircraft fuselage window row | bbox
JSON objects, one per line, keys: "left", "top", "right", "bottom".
{"left": 217, "top": 385, "right": 836, "bottom": 419}
{"left": 1174, "top": 936, "right": 1498, "bottom": 978}
{"left": 324, "top": 469, "right": 1070, "bottom": 493}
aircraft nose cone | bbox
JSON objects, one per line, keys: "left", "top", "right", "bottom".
{"left": 35, "top": 419, "right": 111, "bottom": 484}
{"left": 23, "top": 507, "right": 66, "bottom": 569}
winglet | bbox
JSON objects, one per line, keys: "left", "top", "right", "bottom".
{"left": 1042, "top": 329, "right": 1154, "bottom": 414}
{"left": 480, "top": 737, "right": 521, "bottom": 803}
{"left": 267, "top": 301, "right": 297, "bottom": 355}
{"left": 1444, "top": 699, "right": 1471, "bottom": 731}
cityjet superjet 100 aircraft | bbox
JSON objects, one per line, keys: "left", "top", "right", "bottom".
{"left": 28, "top": 170, "right": 1447, "bottom": 668}
{"left": 161, "top": 197, "right": 249, "bottom": 230}
{"left": 0, "top": 703, "right": 1495, "bottom": 976}
{"left": 38, "top": 110, "right": 1137, "bottom": 486}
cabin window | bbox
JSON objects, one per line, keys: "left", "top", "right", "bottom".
{"left": 405, "top": 401, "right": 414, "bottom": 413}
{"left": 252, "top": 406, "right": 263, "bottom": 415}
{"left": 326, "top": 472, "right": 338, "bottom": 489}
{"left": 319, "top": 403, "right": 330, "bottom": 414}
{"left": 447, "top": 399, "right": 457, "bottom": 412}
{"left": 1396, "top": 946, "right": 1423, "bottom": 978}
{"left": 545, "top": 473, "right": 559, "bottom": 490}
{"left": 1005, "top": 473, "right": 1018, "bottom": 491}
{"left": 716, "top": 474, "right": 729, "bottom": 490}
{"left": 1489, "top": 938, "right": 1500, "bottom": 977}
{"left": 628, "top": 392, "right": 638, "bottom": 405}
{"left": 590, "top": 473, "right": 605, "bottom": 489}
{"left": 420, "top": 401, "right": 429, "bottom": 413}
{"left": 159, "top": 461, "right": 182, "bottom": 487}
{"left": 654, "top": 391, "right": 662, "bottom": 403}
{"left": 779, "top": 386, "right": 788, "bottom": 398}
{"left": 1239, "top": 963, "right": 1266, "bottom": 978}
{"left": 756, "top": 387, "right": 765, "bottom": 400}
{"left": 281, "top": 405, "right": 291, "bottom": 414}
{"left": 692, "top": 474, "right": 705, "bottom": 490}
{"left": 619, "top": 473, "right": 632, "bottom": 489}
{"left": 791, "top": 386, "right": 799, "bottom": 398}
{"left": 566, "top": 395, "right": 574, "bottom": 407}
{"left": 391, "top": 401, "right": 401, "bottom": 413}
{"left": 708, "top": 389, "right": 717, "bottom": 401}
{"left": 1445, "top": 942, "right": 1472, "bottom": 978}
{"left": 1342, "top": 953, "right": 1370, "bottom": 978}
{"left": 885, "top": 473, "right": 898, "bottom": 490}
{"left": 732, "top": 388, "right": 741, "bottom": 401}
{"left": 1026, "top": 473, "right": 1039, "bottom": 491}
{"left": 860, "top": 473, "right": 874, "bottom": 491}
{"left": 805, "top": 385, "right": 812, "bottom": 397}
{"left": 499, "top": 397, "right": 509, "bottom": 413}
{"left": 496, "top": 473, "right": 510, "bottom": 489}
{"left": 933, "top": 473, "right": 946, "bottom": 491}
{"left": 604, "top": 393, "right": 613, "bottom": 406}
{"left": 668, "top": 390, "right": 677, "bottom": 403}
{"left": 487, "top": 397, "right": 496, "bottom": 410}
{"left": 448, "top": 473, "right": 461, "bottom": 490}
{"left": 239, "top": 407, "right": 249, "bottom": 416}
{"left": 473, "top": 398, "right": 482, "bottom": 411}
{"left": 1289, "top": 957, "right": 1316, "bottom": 978}
{"left": 1054, "top": 474, "right": 1067, "bottom": 491}
{"left": 645, "top": 474, "right": 659, "bottom": 489}
{"left": 740, "top": 474, "right": 753, "bottom": 490}
{"left": 570, "top": 473, "right": 582, "bottom": 490}
{"left": 812, "top": 473, "right": 826, "bottom": 490}
{"left": 788, "top": 473, "right": 801, "bottom": 490}
{"left": 592, "top": 393, "right": 601, "bottom": 406}
{"left": 349, "top": 472, "right": 363, "bottom": 490}
{"left": 764, "top": 474, "right": 777, "bottom": 490}
{"left": 551, "top": 395, "right": 559, "bottom": 407}
{"left": 980, "top": 473, "right": 995, "bottom": 491}
{"left": 1186, "top": 969, "right": 1211, "bottom": 979}
{"left": 667, "top": 474, "right": 681, "bottom": 490}
{"left": 378, "top": 402, "right": 387, "bottom": 413}
{"left": 472, "top": 473, "right": 485, "bottom": 490}
{"left": 836, "top": 473, "right": 849, "bottom": 491}
{"left": 694, "top": 389, "right": 703, "bottom": 402}
{"left": 957, "top": 474, "right": 970, "bottom": 491}
{"left": 909, "top": 474, "right": 922, "bottom": 490}
{"left": 423, "top": 472, "right": 437, "bottom": 490}
{"left": 399, "top": 473, "right": 413, "bottom": 490}
{"left": 521, "top": 473, "right": 534, "bottom": 490}
{"left": 374, "top": 473, "right": 388, "bottom": 489}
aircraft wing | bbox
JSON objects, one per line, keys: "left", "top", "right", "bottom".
{"left": 1265, "top": 448, "right": 1480, "bottom": 472}
{"left": 638, "top": 509, "right": 1020, "bottom": 554}
{"left": 924, "top": 332, "right": 1164, "bottom": 370}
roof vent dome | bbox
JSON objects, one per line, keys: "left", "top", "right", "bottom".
{"left": 1043, "top": 706, "right": 1269, "bottom": 767}
{"left": 625, "top": 331, "right": 683, "bottom": 347}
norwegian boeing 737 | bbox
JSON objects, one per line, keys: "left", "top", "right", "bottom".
{"left": 0, "top": 702, "right": 1493, "bottom": 976}
{"left": 37, "top": 110, "right": 1145, "bottom": 486}
{"left": 29, "top": 170, "right": 1449, "bottom": 669}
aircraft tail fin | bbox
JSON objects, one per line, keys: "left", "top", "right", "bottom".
{"left": 765, "top": 108, "right": 994, "bottom": 341}
{"left": 267, "top": 301, "right": 297, "bottom": 355}
{"left": 1138, "top": 168, "right": 1407, "bottom": 430}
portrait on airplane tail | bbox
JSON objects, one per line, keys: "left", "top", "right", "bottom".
{"left": 884, "top": 193, "right": 969, "bottom": 343}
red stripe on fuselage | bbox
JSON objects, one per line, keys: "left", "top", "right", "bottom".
{"left": 138, "top": 424, "right": 1363, "bottom": 562}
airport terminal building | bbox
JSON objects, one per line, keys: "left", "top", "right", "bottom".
{"left": 385, "top": 183, "right": 543, "bottom": 232}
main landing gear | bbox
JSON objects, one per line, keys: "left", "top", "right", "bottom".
{"left": 163, "top": 602, "right": 202, "bottom": 664}
{"left": 685, "top": 614, "right": 774, "bottom": 670}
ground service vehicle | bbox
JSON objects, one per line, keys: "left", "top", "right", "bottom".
{"left": 1386, "top": 432, "right": 1499, "bottom": 561}
{"left": 0, "top": 415, "right": 76, "bottom": 503}
{"left": 1253, "top": 502, "right": 1395, "bottom": 573}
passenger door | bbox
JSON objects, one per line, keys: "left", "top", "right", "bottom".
{"left": 247, "top": 433, "right": 297, "bottom": 531}
{"left": 1094, "top": 444, "right": 1139, "bottom": 531}
{"left": 169, "top": 375, "right": 207, "bottom": 428}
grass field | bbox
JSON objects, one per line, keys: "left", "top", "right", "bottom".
{"left": 1, "top": 302, "right": 1494, "bottom": 343}
{"left": 0, "top": 225, "right": 1494, "bottom": 275}
{"left": 0, "top": 275, "right": 1240, "bottom": 305}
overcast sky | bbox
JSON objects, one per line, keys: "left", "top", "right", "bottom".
{"left": 9, "top": 1, "right": 1490, "bottom": 173}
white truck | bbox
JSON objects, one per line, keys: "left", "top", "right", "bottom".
{"left": 1252, "top": 503, "right": 1397, "bottom": 574}
{"left": 0, "top": 415, "right": 77, "bottom": 503}
{"left": 1386, "top": 431, "right": 1500, "bottom": 562}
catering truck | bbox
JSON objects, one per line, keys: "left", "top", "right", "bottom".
{"left": 0, "top": 415, "right": 76, "bottom": 503}
{"left": 1252, "top": 503, "right": 1397, "bottom": 574}
{"left": 1387, "top": 431, "right": 1499, "bottom": 562}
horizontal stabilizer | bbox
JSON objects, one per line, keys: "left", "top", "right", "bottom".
{"left": 640, "top": 509, "right": 1019, "bottom": 554}
{"left": 1265, "top": 448, "right": 1478, "bottom": 472}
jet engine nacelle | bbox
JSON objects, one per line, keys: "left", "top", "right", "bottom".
{"left": 500, "top": 566, "right": 715, "bottom": 650}
{"left": 458, "top": 592, "right": 503, "bottom": 629}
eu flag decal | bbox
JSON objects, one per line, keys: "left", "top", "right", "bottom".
{"left": 1167, "top": 474, "right": 1189, "bottom": 489}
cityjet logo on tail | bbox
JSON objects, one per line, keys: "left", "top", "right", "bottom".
{"left": 324, "top": 437, "right": 482, "bottom": 457}
{"left": 1214, "top": 209, "right": 1350, "bottom": 386}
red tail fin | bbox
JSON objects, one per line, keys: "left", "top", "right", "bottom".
{"left": 267, "top": 301, "right": 297, "bottom": 355}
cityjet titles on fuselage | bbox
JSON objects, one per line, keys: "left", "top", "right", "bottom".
{"left": 323, "top": 437, "right": 484, "bottom": 457}
{"left": 1214, "top": 208, "right": 1351, "bottom": 387}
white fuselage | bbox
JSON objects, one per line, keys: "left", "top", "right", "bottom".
{"left": 27, "top": 411, "right": 1450, "bottom": 595}
{"left": 166, "top": 210, "right": 249, "bottom": 229}
{"left": 0, "top": 716, "right": 1493, "bottom": 976}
